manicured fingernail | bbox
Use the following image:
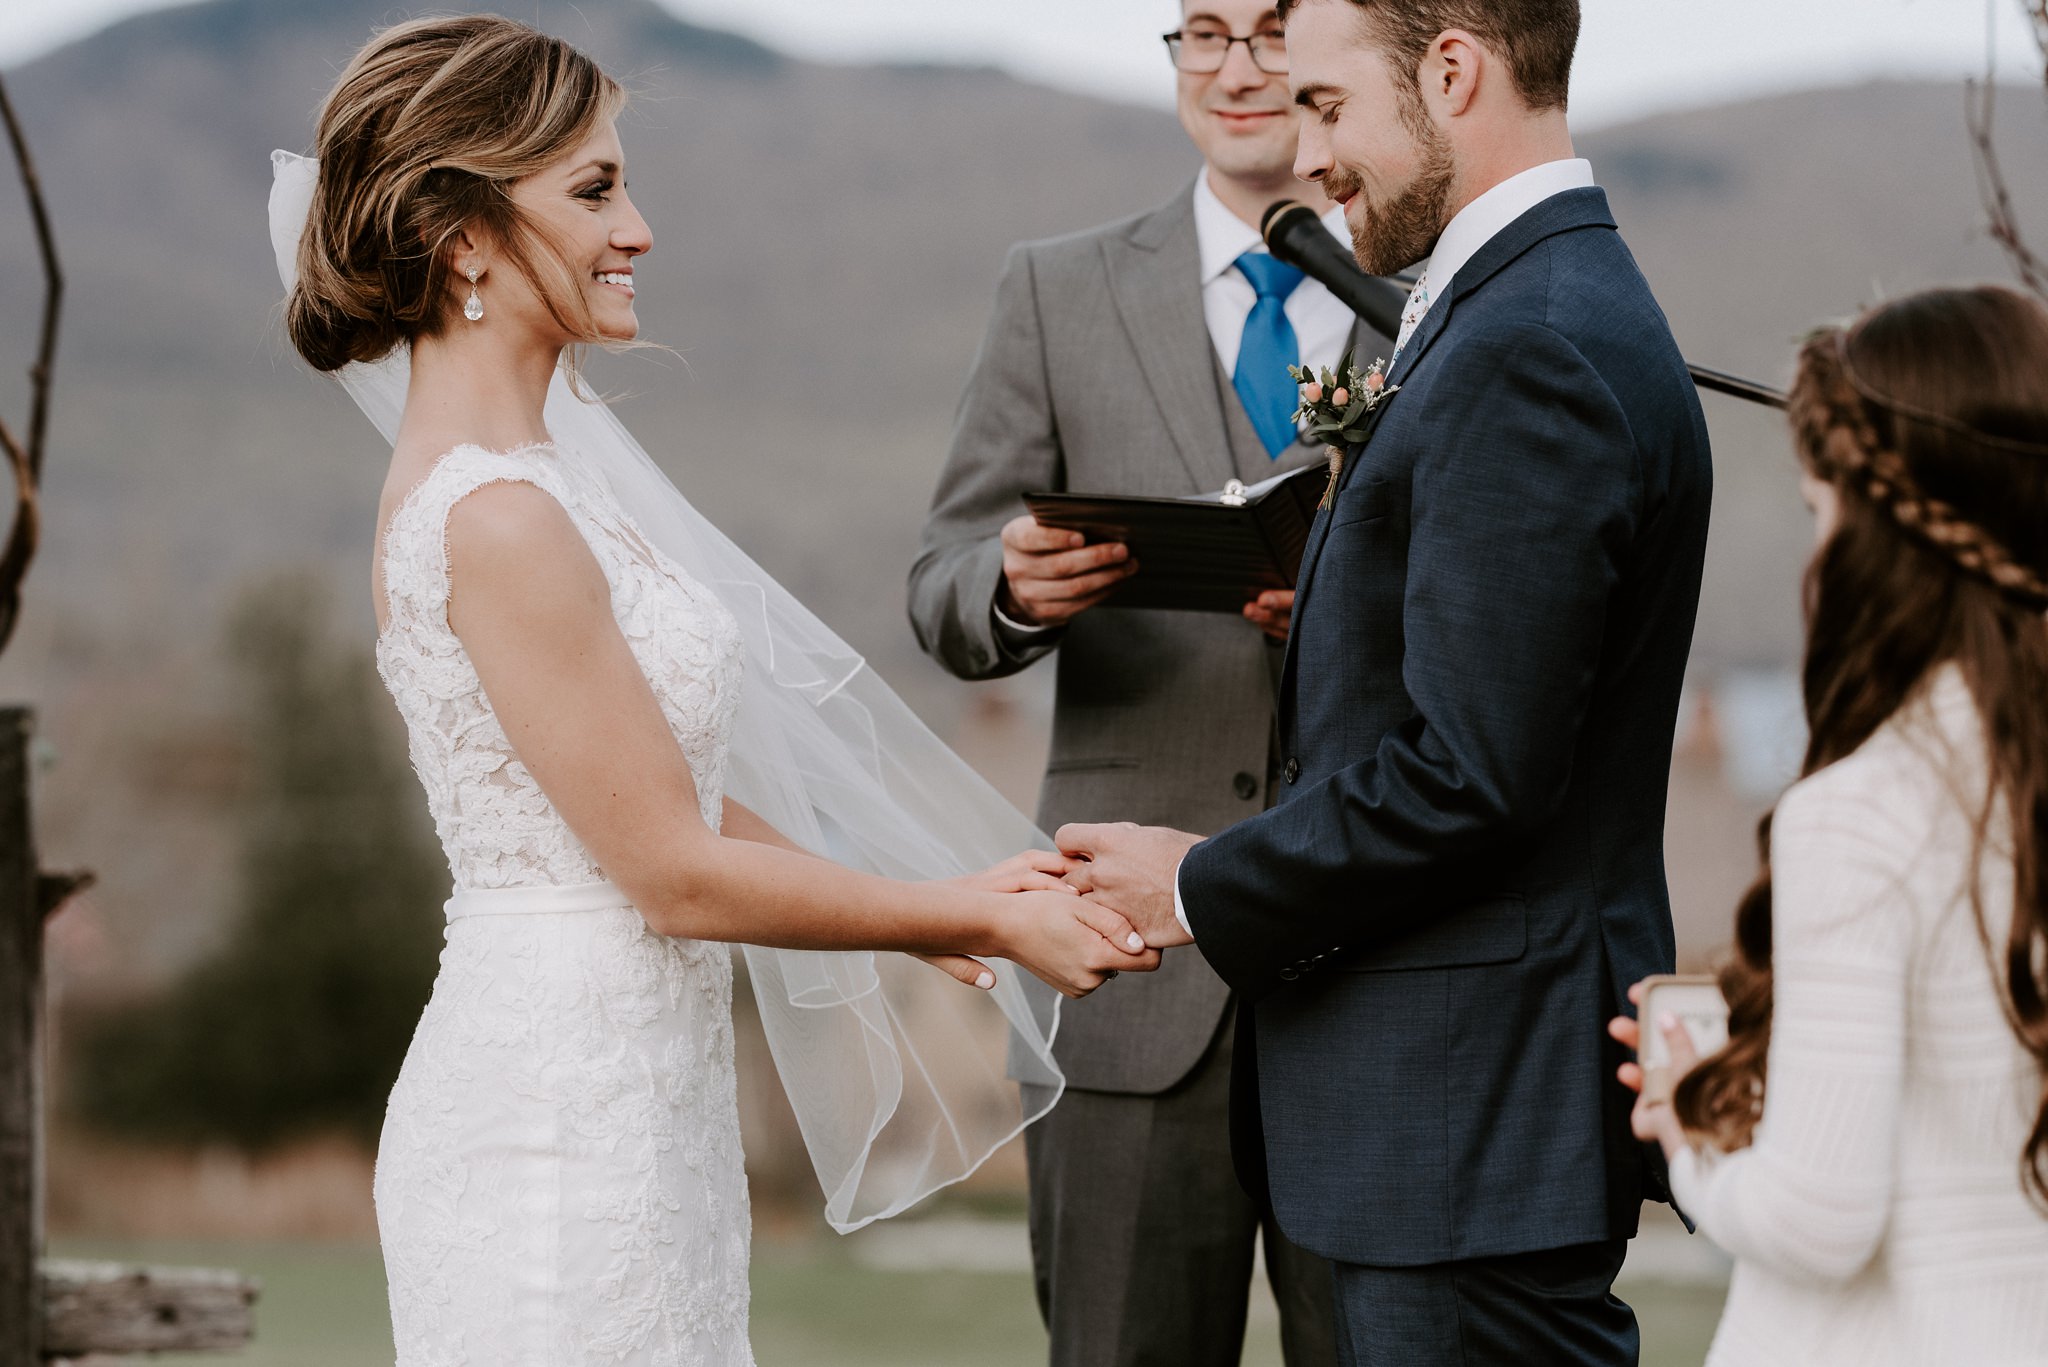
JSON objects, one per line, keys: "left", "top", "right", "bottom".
{"left": 1127, "top": 932, "right": 1144, "bottom": 951}
{"left": 975, "top": 971, "right": 995, "bottom": 990}
{"left": 1658, "top": 1012, "right": 1677, "bottom": 1030}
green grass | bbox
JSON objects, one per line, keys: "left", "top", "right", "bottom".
{"left": 49, "top": 1236, "right": 1724, "bottom": 1366}
{"left": 50, "top": 1238, "right": 393, "bottom": 1367}
{"left": 1632, "top": 1278, "right": 1731, "bottom": 1366}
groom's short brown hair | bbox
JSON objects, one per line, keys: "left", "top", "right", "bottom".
{"left": 1275, "top": 0, "right": 1580, "bottom": 112}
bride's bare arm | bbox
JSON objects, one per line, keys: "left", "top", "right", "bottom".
{"left": 446, "top": 482, "right": 1156, "bottom": 997}
{"left": 721, "top": 797, "right": 1074, "bottom": 989}
{"left": 722, "top": 797, "right": 1075, "bottom": 895}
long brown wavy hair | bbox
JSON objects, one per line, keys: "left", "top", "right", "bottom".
{"left": 1673, "top": 285, "right": 2048, "bottom": 1209}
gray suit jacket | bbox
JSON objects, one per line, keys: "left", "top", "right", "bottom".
{"left": 908, "top": 183, "right": 1391, "bottom": 1094}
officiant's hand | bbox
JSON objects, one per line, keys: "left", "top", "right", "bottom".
{"left": 1243, "top": 590, "right": 1293, "bottom": 641}
{"left": 1054, "top": 822, "right": 1200, "bottom": 949}
{"left": 998, "top": 516, "right": 1138, "bottom": 626}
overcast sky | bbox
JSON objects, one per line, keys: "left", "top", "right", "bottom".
{"left": 2, "top": 0, "right": 2041, "bottom": 129}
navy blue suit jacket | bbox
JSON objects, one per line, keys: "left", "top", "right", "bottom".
{"left": 1178, "top": 188, "right": 1711, "bottom": 1267}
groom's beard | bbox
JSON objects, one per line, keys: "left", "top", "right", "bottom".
{"left": 1328, "top": 121, "right": 1455, "bottom": 278}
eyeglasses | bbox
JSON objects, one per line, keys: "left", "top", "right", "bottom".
{"left": 1162, "top": 27, "right": 1290, "bottom": 77}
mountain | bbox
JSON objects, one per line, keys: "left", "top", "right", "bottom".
{"left": 1, "top": 0, "right": 2044, "bottom": 974}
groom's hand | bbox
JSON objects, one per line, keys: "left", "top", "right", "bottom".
{"left": 1054, "top": 822, "right": 1199, "bottom": 949}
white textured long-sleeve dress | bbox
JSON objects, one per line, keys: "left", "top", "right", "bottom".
{"left": 1669, "top": 664, "right": 2048, "bottom": 1367}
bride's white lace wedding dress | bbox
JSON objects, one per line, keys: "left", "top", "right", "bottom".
{"left": 371, "top": 439, "right": 756, "bottom": 1367}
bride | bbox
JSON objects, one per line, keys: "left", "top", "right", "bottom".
{"left": 269, "top": 14, "right": 1157, "bottom": 1365}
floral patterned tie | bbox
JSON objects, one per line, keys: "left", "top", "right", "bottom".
{"left": 1392, "top": 266, "right": 1433, "bottom": 365}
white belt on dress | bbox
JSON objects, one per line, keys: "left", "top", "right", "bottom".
{"left": 443, "top": 880, "right": 637, "bottom": 921}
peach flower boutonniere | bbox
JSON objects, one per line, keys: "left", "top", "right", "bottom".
{"left": 1287, "top": 350, "right": 1400, "bottom": 510}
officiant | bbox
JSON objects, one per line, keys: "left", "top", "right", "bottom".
{"left": 907, "top": 4, "right": 1393, "bottom": 1363}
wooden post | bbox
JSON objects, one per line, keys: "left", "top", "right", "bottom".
{"left": 1, "top": 708, "right": 40, "bottom": 1367}
{"left": 0, "top": 709, "right": 255, "bottom": 1361}
{"left": 40, "top": 1262, "right": 257, "bottom": 1355}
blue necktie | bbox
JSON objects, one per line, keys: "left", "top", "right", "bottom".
{"left": 1232, "top": 252, "right": 1307, "bottom": 458}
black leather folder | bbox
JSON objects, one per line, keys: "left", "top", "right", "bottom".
{"left": 1021, "top": 462, "right": 1328, "bottom": 613}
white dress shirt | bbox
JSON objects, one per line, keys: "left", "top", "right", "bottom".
{"left": 1192, "top": 171, "right": 1357, "bottom": 380}
{"left": 1170, "top": 157, "right": 1600, "bottom": 937}
{"left": 993, "top": 175, "right": 1354, "bottom": 643}
{"left": 1392, "top": 158, "right": 1597, "bottom": 358}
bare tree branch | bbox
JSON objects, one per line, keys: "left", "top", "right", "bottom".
{"left": 0, "top": 75, "right": 63, "bottom": 657}
{"left": 1969, "top": 1, "right": 2048, "bottom": 302}
{"left": 1969, "top": 82, "right": 2048, "bottom": 299}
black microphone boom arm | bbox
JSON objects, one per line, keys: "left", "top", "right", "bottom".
{"left": 1259, "top": 200, "right": 1787, "bottom": 411}
{"left": 1260, "top": 199, "right": 1410, "bottom": 343}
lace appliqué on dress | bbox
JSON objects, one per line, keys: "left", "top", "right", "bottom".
{"left": 376, "top": 444, "right": 740, "bottom": 886}
{"left": 371, "top": 444, "right": 755, "bottom": 1367}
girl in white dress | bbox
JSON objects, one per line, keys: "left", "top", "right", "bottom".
{"left": 278, "top": 16, "right": 1159, "bottom": 1366}
{"left": 1611, "top": 285, "right": 2048, "bottom": 1366}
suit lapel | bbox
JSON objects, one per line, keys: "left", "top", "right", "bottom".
{"left": 1276, "top": 393, "right": 1398, "bottom": 702}
{"left": 1282, "top": 299, "right": 1418, "bottom": 656}
{"left": 1275, "top": 188, "right": 1621, "bottom": 727}
{"left": 1103, "top": 188, "right": 1236, "bottom": 493}
{"left": 1387, "top": 290, "right": 1454, "bottom": 388}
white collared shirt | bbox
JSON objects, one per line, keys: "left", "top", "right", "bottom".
{"left": 1400, "top": 158, "right": 1595, "bottom": 336}
{"left": 1193, "top": 171, "right": 1358, "bottom": 380}
{"left": 1169, "top": 157, "right": 1602, "bottom": 939}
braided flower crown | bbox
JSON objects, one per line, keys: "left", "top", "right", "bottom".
{"left": 1795, "top": 327, "right": 2048, "bottom": 611}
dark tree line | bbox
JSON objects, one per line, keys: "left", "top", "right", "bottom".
{"left": 70, "top": 577, "right": 447, "bottom": 1148}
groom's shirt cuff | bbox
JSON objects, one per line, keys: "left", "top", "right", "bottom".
{"left": 1172, "top": 857, "right": 1194, "bottom": 938}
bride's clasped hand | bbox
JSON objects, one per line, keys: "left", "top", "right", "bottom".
{"left": 930, "top": 848, "right": 1160, "bottom": 999}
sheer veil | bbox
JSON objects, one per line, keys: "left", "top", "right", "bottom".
{"left": 268, "top": 149, "right": 1062, "bottom": 1233}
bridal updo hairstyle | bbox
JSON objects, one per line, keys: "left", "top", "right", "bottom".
{"left": 286, "top": 15, "right": 624, "bottom": 371}
{"left": 1675, "top": 285, "right": 2048, "bottom": 1208}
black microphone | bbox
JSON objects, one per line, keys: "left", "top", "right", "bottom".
{"left": 1258, "top": 198, "right": 1788, "bottom": 411}
{"left": 1260, "top": 199, "right": 1409, "bottom": 343}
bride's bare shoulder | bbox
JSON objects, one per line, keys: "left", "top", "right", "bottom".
{"left": 443, "top": 480, "right": 606, "bottom": 639}
{"left": 446, "top": 477, "right": 576, "bottom": 554}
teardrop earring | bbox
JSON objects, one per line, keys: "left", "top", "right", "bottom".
{"left": 463, "top": 266, "right": 484, "bottom": 323}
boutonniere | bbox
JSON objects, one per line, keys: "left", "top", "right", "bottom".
{"left": 1287, "top": 349, "right": 1400, "bottom": 510}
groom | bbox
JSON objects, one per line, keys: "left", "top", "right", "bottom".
{"left": 1060, "top": 1, "right": 1712, "bottom": 1362}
